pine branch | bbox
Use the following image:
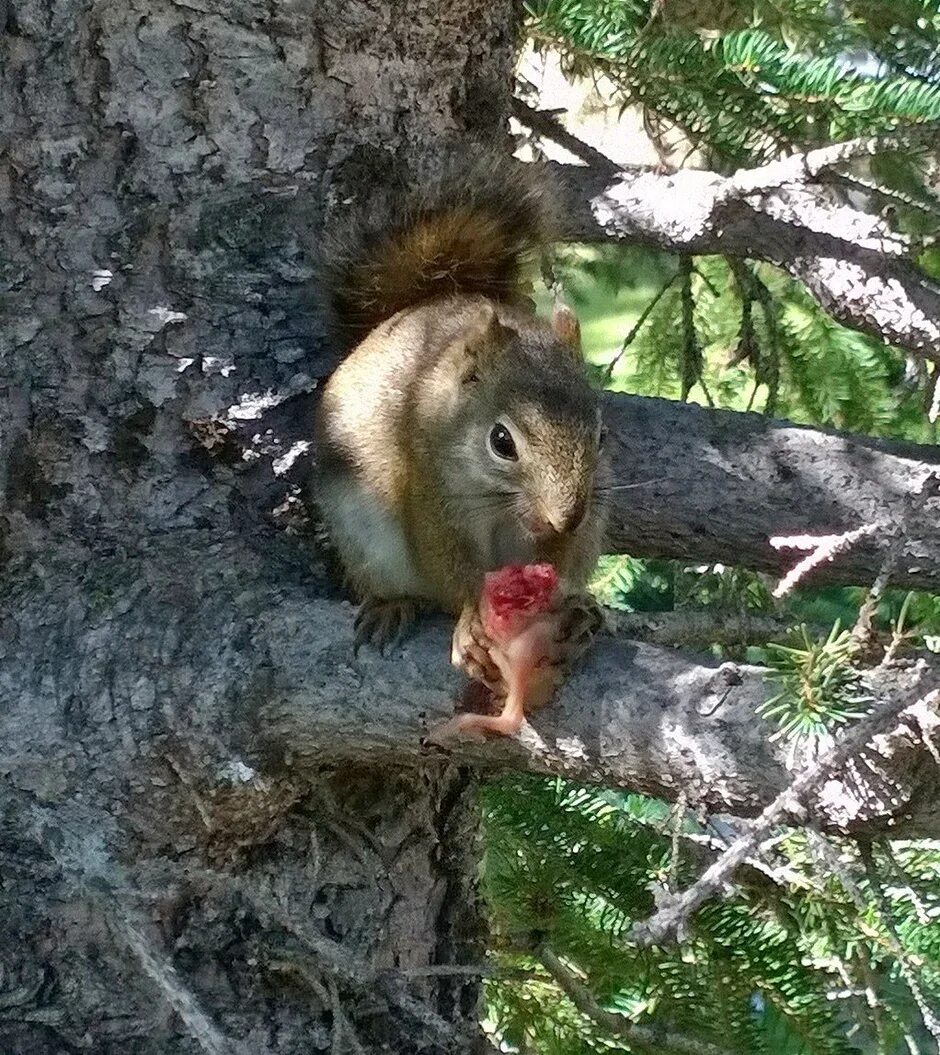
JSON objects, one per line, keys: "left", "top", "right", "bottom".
{"left": 629, "top": 680, "right": 940, "bottom": 947}
{"left": 510, "top": 96, "right": 625, "bottom": 179}
{"left": 717, "top": 122, "right": 940, "bottom": 203}
{"left": 555, "top": 156, "right": 940, "bottom": 362}
{"left": 538, "top": 945, "right": 738, "bottom": 1055}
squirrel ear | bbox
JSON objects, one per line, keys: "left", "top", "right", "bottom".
{"left": 450, "top": 302, "right": 508, "bottom": 382}
{"left": 551, "top": 302, "right": 583, "bottom": 358}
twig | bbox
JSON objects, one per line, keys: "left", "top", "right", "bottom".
{"left": 328, "top": 976, "right": 367, "bottom": 1055}
{"left": 223, "top": 874, "right": 484, "bottom": 1053}
{"left": 853, "top": 471, "right": 940, "bottom": 650}
{"left": 679, "top": 256, "right": 701, "bottom": 401}
{"left": 878, "top": 839, "right": 931, "bottom": 927}
{"left": 805, "top": 827, "right": 868, "bottom": 913}
{"left": 770, "top": 522, "right": 884, "bottom": 598}
{"left": 538, "top": 946, "right": 737, "bottom": 1055}
{"left": 510, "top": 95, "right": 645, "bottom": 178}
{"left": 630, "top": 680, "right": 939, "bottom": 947}
{"left": 605, "top": 609, "right": 807, "bottom": 648}
{"left": 716, "top": 122, "right": 940, "bottom": 203}
{"left": 667, "top": 790, "right": 688, "bottom": 891}
{"left": 110, "top": 906, "right": 247, "bottom": 1055}
{"left": 830, "top": 169, "right": 940, "bottom": 223}
{"left": 400, "top": 963, "right": 533, "bottom": 980}
{"left": 603, "top": 271, "right": 678, "bottom": 380}
{"left": 859, "top": 841, "right": 940, "bottom": 1043}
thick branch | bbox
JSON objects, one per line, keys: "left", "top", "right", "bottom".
{"left": 555, "top": 160, "right": 940, "bottom": 361}
{"left": 600, "top": 393, "right": 940, "bottom": 591}
{"left": 3, "top": 543, "right": 938, "bottom": 839}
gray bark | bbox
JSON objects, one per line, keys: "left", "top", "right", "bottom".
{"left": 3, "top": 0, "right": 940, "bottom": 1050}
{"left": 601, "top": 393, "right": 940, "bottom": 591}
{"left": 0, "top": 0, "right": 513, "bottom": 1050}
{"left": 558, "top": 162, "right": 940, "bottom": 362}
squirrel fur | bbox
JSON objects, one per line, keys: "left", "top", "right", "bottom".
{"left": 314, "top": 155, "right": 608, "bottom": 659}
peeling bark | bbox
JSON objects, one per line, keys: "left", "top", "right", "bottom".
{"left": 0, "top": 0, "right": 513, "bottom": 1050}
{"left": 558, "top": 163, "right": 940, "bottom": 362}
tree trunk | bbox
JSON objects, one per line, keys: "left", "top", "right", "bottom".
{"left": 0, "top": 0, "right": 514, "bottom": 1050}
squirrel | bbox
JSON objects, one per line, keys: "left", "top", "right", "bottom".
{"left": 313, "top": 155, "right": 608, "bottom": 688}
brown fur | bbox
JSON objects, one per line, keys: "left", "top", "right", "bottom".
{"left": 320, "top": 154, "right": 557, "bottom": 349}
{"left": 314, "top": 161, "right": 608, "bottom": 646}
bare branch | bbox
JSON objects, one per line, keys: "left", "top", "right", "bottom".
{"left": 630, "top": 682, "right": 939, "bottom": 947}
{"left": 598, "top": 394, "right": 940, "bottom": 593}
{"left": 510, "top": 96, "right": 625, "bottom": 178}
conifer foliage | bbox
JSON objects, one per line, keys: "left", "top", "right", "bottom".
{"left": 483, "top": 3, "right": 940, "bottom": 1051}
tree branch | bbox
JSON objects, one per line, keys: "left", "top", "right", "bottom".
{"left": 4, "top": 542, "right": 939, "bottom": 840}
{"left": 538, "top": 946, "right": 736, "bottom": 1055}
{"left": 553, "top": 153, "right": 940, "bottom": 361}
{"left": 598, "top": 393, "right": 940, "bottom": 592}
{"left": 630, "top": 681, "right": 940, "bottom": 947}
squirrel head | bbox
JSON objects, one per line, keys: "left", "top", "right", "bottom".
{"left": 426, "top": 301, "right": 606, "bottom": 558}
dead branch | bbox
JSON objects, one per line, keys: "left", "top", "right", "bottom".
{"left": 629, "top": 680, "right": 939, "bottom": 947}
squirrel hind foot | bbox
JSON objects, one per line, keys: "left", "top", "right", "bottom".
{"left": 353, "top": 596, "right": 418, "bottom": 655}
{"left": 548, "top": 593, "right": 605, "bottom": 672}
{"left": 451, "top": 605, "right": 504, "bottom": 694}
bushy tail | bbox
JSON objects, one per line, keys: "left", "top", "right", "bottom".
{"left": 320, "top": 153, "right": 557, "bottom": 348}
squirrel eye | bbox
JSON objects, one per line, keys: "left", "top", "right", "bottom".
{"left": 488, "top": 423, "right": 518, "bottom": 462}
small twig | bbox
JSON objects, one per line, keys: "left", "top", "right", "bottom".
{"left": 859, "top": 841, "right": 940, "bottom": 1043}
{"left": 878, "top": 839, "right": 931, "bottom": 927}
{"left": 853, "top": 471, "right": 940, "bottom": 651}
{"left": 111, "top": 906, "right": 247, "bottom": 1055}
{"left": 829, "top": 169, "right": 940, "bottom": 223}
{"left": 400, "top": 963, "right": 533, "bottom": 981}
{"left": 771, "top": 522, "right": 884, "bottom": 598}
{"left": 604, "top": 609, "right": 805, "bottom": 648}
{"left": 882, "top": 591, "right": 915, "bottom": 668}
{"left": 805, "top": 827, "right": 868, "bottom": 911}
{"left": 510, "top": 95, "right": 650, "bottom": 178}
{"left": 667, "top": 790, "right": 688, "bottom": 892}
{"left": 630, "top": 681, "right": 939, "bottom": 947}
{"left": 538, "top": 946, "right": 737, "bottom": 1055}
{"left": 679, "top": 256, "right": 701, "bottom": 402}
{"left": 603, "top": 270, "right": 679, "bottom": 381}
{"left": 328, "top": 976, "right": 367, "bottom": 1055}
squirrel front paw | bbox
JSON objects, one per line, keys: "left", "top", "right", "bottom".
{"left": 451, "top": 603, "right": 505, "bottom": 695}
{"left": 354, "top": 596, "right": 417, "bottom": 654}
{"left": 550, "top": 593, "right": 604, "bottom": 672}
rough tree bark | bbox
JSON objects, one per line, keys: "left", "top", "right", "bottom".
{"left": 0, "top": 1, "right": 515, "bottom": 1051}
{"left": 3, "top": 2, "right": 940, "bottom": 1053}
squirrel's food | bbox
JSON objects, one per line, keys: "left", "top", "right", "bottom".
{"left": 434, "top": 563, "right": 563, "bottom": 740}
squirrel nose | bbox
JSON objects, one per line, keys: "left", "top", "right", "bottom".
{"left": 546, "top": 496, "right": 586, "bottom": 535}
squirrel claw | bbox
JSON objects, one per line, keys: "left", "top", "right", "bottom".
{"left": 451, "top": 604, "right": 504, "bottom": 693}
{"left": 353, "top": 596, "right": 417, "bottom": 654}
{"left": 550, "top": 593, "right": 604, "bottom": 669}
